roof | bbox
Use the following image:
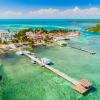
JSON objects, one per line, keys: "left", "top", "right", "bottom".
{"left": 79, "top": 79, "right": 92, "bottom": 88}
{"left": 75, "top": 84, "right": 89, "bottom": 94}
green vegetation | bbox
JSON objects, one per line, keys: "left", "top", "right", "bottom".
{"left": 0, "top": 28, "right": 76, "bottom": 45}
{"left": 14, "top": 29, "right": 33, "bottom": 42}
{"left": 0, "top": 39, "right": 2, "bottom": 44}
{"left": 44, "top": 35, "right": 51, "bottom": 43}
{"left": 0, "top": 40, "right": 8, "bottom": 45}
{"left": 0, "top": 64, "right": 3, "bottom": 100}
{"left": 0, "top": 38, "right": 8, "bottom": 44}
{"left": 49, "top": 29, "right": 75, "bottom": 34}
{"left": 86, "top": 24, "right": 100, "bottom": 33}
{"left": 11, "top": 28, "right": 74, "bottom": 44}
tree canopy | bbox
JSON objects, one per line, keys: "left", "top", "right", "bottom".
{"left": 86, "top": 24, "right": 100, "bottom": 33}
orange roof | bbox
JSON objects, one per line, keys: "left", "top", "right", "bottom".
{"left": 79, "top": 79, "right": 92, "bottom": 88}
{"left": 75, "top": 84, "right": 89, "bottom": 94}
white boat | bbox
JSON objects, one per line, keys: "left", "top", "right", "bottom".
{"left": 23, "top": 50, "right": 31, "bottom": 54}
{"left": 16, "top": 51, "right": 23, "bottom": 55}
{"left": 31, "top": 60, "right": 36, "bottom": 64}
{"left": 41, "top": 58, "right": 53, "bottom": 65}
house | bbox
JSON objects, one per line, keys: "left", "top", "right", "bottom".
{"left": 26, "top": 32, "right": 36, "bottom": 38}
{"left": 0, "top": 31, "right": 15, "bottom": 42}
{"left": 53, "top": 33, "right": 70, "bottom": 41}
{"left": 35, "top": 34, "right": 44, "bottom": 40}
{"left": 53, "top": 36, "right": 65, "bottom": 41}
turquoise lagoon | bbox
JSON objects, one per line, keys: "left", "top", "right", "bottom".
{"left": 0, "top": 19, "right": 100, "bottom": 100}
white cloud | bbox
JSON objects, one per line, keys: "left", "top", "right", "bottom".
{"left": 0, "top": 7, "right": 100, "bottom": 19}
{"left": 0, "top": 10, "right": 22, "bottom": 18}
{"left": 29, "top": 8, "right": 59, "bottom": 18}
{"left": 73, "top": 6, "right": 80, "bottom": 12}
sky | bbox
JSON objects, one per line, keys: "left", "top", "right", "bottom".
{"left": 0, "top": 0, "right": 100, "bottom": 19}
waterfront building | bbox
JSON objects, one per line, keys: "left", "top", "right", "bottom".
{"left": 26, "top": 31, "right": 36, "bottom": 38}
{"left": 0, "top": 31, "right": 15, "bottom": 42}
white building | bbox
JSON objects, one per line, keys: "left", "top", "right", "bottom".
{"left": 0, "top": 31, "right": 15, "bottom": 42}
{"left": 26, "top": 31, "right": 36, "bottom": 37}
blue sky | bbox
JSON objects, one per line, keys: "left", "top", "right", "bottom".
{"left": 0, "top": 0, "right": 100, "bottom": 18}
{"left": 0, "top": 0, "right": 100, "bottom": 9}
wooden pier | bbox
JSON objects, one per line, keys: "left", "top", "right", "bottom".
{"left": 67, "top": 41, "right": 96, "bottom": 55}
{"left": 68, "top": 45, "right": 96, "bottom": 55}
{"left": 19, "top": 50, "right": 92, "bottom": 94}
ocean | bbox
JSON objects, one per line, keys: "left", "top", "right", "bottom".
{"left": 0, "top": 19, "right": 99, "bottom": 31}
{"left": 0, "top": 19, "right": 100, "bottom": 100}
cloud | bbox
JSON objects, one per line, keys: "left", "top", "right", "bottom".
{"left": 0, "top": 10, "right": 22, "bottom": 18}
{"left": 0, "top": 7, "right": 100, "bottom": 19}
{"left": 29, "top": 8, "right": 59, "bottom": 18}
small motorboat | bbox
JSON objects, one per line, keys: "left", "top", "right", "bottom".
{"left": 41, "top": 57, "right": 53, "bottom": 65}
{"left": 16, "top": 51, "right": 23, "bottom": 55}
{"left": 31, "top": 60, "right": 36, "bottom": 64}
{"left": 23, "top": 50, "right": 31, "bottom": 54}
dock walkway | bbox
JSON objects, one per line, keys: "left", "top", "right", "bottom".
{"left": 67, "top": 41, "right": 96, "bottom": 55}
{"left": 23, "top": 51, "right": 78, "bottom": 84}
{"left": 69, "top": 45, "right": 96, "bottom": 54}
{"left": 20, "top": 50, "right": 92, "bottom": 94}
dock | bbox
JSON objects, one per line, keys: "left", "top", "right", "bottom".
{"left": 69, "top": 45, "right": 96, "bottom": 55}
{"left": 67, "top": 41, "right": 96, "bottom": 55}
{"left": 18, "top": 50, "right": 92, "bottom": 94}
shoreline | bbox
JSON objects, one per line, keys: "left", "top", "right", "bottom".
{"left": 0, "top": 43, "right": 55, "bottom": 55}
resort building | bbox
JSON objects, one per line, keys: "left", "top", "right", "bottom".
{"left": 53, "top": 33, "right": 69, "bottom": 41}
{"left": 0, "top": 31, "right": 15, "bottom": 42}
{"left": 26, "top": 31, "right": 36, "bottom": 38}
{"left": 53, "top": 36, "right": 67, "bottom": 41}
{"left": 26, "top": 31, "right": 44, "bottom": 41}
{"left": 35, "top": 34, "right": 44, "bottom": 40}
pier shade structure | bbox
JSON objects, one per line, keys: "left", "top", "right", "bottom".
{"left": 16, "top": 50, "right": 92, "bottom": 94}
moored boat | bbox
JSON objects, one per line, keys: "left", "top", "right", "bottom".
{"left": 41, "top": 57, "right": 53, "bottom": 65}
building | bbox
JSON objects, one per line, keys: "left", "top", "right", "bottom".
{"left": 26, "top": 31, "right": 44, "bottom": 41}
{"left": 0, "top": 31, "right": 15, "bottom": 42}
{"left": 26, "top": 31, "right": 36, "bottom": 38}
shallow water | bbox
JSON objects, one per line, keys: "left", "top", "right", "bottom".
{"left": 0, "top": 19, "right": 100, "bottom": 100}
{"left": 1, "top": 44, "right": 100, "bottom": 100}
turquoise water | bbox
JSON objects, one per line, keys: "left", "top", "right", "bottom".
{"left": 0, "top": 19, "right": 98, "bottom": 31}
{"left": 0, "top": 19, "right": 100, "bottom": 100}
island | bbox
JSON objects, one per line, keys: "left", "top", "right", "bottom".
{"left": 86, "top": 24, "right": 100, "bottom": 33}
{"left": 0, "top": 28, "right": 81, "bottom": 54}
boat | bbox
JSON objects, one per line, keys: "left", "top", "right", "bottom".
{"left": 23, "top": 50, "right": 31, "bottom": 54}
{"left": 41, "top": 58, "right": 53, "bottom": 65}
{"left": 31, "top": 60, "right": 36, "bottom": 64}
{"left": 16, "top": 51, "right": 23, "bottom": 55}
{"left": 56, "top": 40, "right": 67, "bottom": 47}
